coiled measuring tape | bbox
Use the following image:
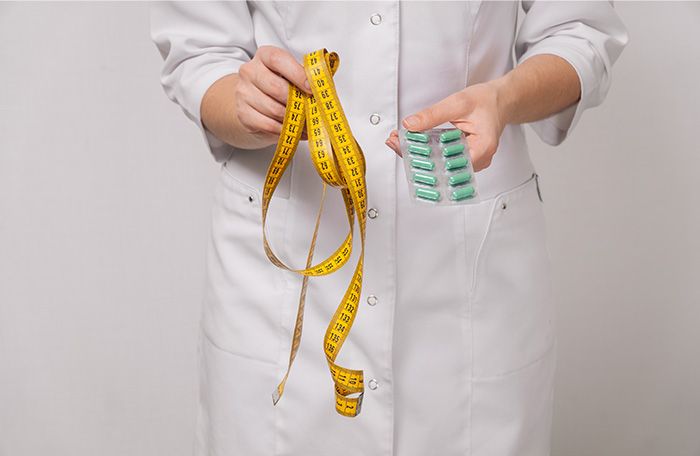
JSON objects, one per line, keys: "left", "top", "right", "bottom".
{"left": 261, "top": 49, "right": 368, "bottom": 417}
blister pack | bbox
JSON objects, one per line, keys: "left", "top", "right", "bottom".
{"left": 398, "top": 125, "right": 479, "bottom": 206}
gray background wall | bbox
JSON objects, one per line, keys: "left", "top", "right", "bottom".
{"left": 0, "top": 2, "right": 698, "bottom": 456}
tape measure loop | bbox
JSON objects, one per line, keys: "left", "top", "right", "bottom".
{"left": 262, "top": 49, "right": 368, "bottom": 417}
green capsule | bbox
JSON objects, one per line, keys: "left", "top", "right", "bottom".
{"left": 411, "top": 157, "right": 435, "bottom": 171}
{"left": 407, "top": 143, "right": 431, "bottom": 157}
{"left": 439, "top": 129, "right": 462, "bottom": 143}
{"left": 405, "top": 131, "right": 430, "bottom": 143}
{"left": 451, "top": 186, "right": 476, "bottom": 201}
{"left": 445, "top": 156, "right": 468, "bottom": 170}
{"left": 416, "top": 187, "right": 441, "bottom": 201}
{"left": 412, "top": 172, "right": 438, "bottom": 186}
{"left": 442, "top": 143, "right": 465, "bottom": 157}
{"left": 448, "top": 171, "right": 472, "bottom": 186}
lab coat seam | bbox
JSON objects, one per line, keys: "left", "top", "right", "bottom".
{"left": 273, "top": 273, "right": 296, "bottom": 456}
{"left": 274, "top": 282, "right": 281, "bottom": 452}
{"left": 463, "top": 5, "right": 470, "bottom": 89}
{"left": 201, "top": 328, "right": 279, "bottom": 366}
{"left": 272, "top": 172, "right": 299, "bottom": 456}
{"left": 469, "top": 173, "right": 537, "bottom": 298}
{"left": 221, "top": 147, "right": 292, "bottom": 200}
{"left": 204, "top": 185, "right": 289, "bottom": 368}
{"left": 193, "top": 329, "right": 203, "bottom": 451}
{"left": 223, "top": 147, "right": 236, "bottom": 164}
{"left": 221, "top": 160, "right": 262, "bottom": 202}
{"left": 471, "top": 341, "right": 556, "bottom": 381}
{"left": 274, "top": 360, "right": 279, "bottom": 456}
{"left": 462, "top": 205, "right": 475, "bottom": 456}
{"left": 221, "top": 154, "right": 294, "bottom": 292}
{"left": 463, "top": 0, "right": 482, "bottom": 89}
{"left": 194, "top": 329, "right": 210, "bottom": 455}
{"left": 387, "top": 4, "right": 399, "bottom": 455}
{"left": 469, "top": 307, "right": 474, "bottom": 456}
{"left": 469, "top": 198, "right": 500, "bottom": 299}
{"left": 272, "top": 1, "right": 287, "bottom": 41}
{"left": 463, "top": 5, "right": 482, "bottom": 454}
{"left": 464, "top": 197, "right": 496, "bottom": 454}
{"left": 221, "top": 158, "right": 293, "bottom": 280}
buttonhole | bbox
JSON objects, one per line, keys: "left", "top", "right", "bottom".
{"left": 501, "top": 201, "right": 507, "bottom": 210}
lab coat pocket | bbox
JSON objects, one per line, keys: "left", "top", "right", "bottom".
{"left": 196, "top": 330, "right": 277, "bottom": 455}
{"left": 469, "top": 175, "right": 555, "bottom": 378}
{"left": 201, "top": 162, "right": 292, "bottom": 365}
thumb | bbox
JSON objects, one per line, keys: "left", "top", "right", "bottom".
{"left": 401, "top": 90, "right": 472, "bottom": 131}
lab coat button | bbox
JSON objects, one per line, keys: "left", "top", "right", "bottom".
{"left": 369, "top": 113, "right": 381, "bottom": 125}
{"left": 367, "top": 295, "right": 378, "bottom": 306}
{"left": 368, "top": 379, "right": 379, "bottom": 390}
{"left": 370, "top": 13, "right": 382, "bottom": 25}
{"left": 367, "top": 207, "right": 378, "bottom": 219}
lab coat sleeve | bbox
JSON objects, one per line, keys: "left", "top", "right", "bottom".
{"left": 515, "top": 1, "right": 629, "bottom": 145}
{"left": 150, "top": 2, "right": 256, "bottom": 161}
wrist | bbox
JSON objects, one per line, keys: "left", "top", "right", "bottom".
{"left": 488, "top": 74, "right": 514, "bottom": 129}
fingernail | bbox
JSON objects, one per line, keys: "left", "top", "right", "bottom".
{"left": 403, "top": 115, "right": 418, "bottom": 129}
{"left": 304, "top": 80, "right": 311, "bottom": 90}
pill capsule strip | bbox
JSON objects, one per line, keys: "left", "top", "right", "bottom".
{"left": 442, "top": 143, "right": 465, "bottom": 157}
{"left": 413, "top": 172, "right": 438, "bottom": 186}
{"left": 416, "top": 187, "right": 441, "bottom": 201}
{"left": 445, "top": 156, "right": 468, "bottom": 171}
{"left": 411, "top": 158, "right": 435, "bottom": 171}
{"left": 408, "top": 144, "right": 431, "bottom": 157}
{"left": 451, "top": 185, "right": 476, "bottom": 201}
{"left": 448, "top": 171, "right": 472, "bottom": 186}
{"left": 401, "top": 127, "right": 478, "bottom": 205}
{"left": 439, "top": 129, "right": 462, "bottom": 143}
{"left": 406, "top": 131, "right": 430, "bottom": 143}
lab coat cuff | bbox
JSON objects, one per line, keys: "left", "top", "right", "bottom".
{"left": 185, "top": 62, "right": 243, "bottom": 162}
{"left": 517, "top": 36, "right": 604, "bottom": 146}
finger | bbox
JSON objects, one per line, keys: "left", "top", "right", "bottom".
{"left": 250, "top": 64, "right": 294, "bottom": 106}
{"left": 389, "top": 136, "right": 401, "bottom": 152}
{"left": 385, "top": 137, "right": 401, "bottom": 157}
{"left": 401, "top": 90, "right": 474, "bottom": 131}
{"left": 246, "top": 82, "right": 287, "bottom": 123}
{"left": 472, "top": 156, "right": 492, "bottom": 172}
{"left": 466, "top": 135, "right": 494, "bottom": 172}
{"left": 238, "top": 104, "right": 284, "bottom": 136}
{"left": 385, "top": 130, "right": 401, "bottom": 156}
{"left": 259, "top": 46, "right": 312, "bottom": 95}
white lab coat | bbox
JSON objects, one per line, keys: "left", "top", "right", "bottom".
{"left": 151, "top": 2, "right": 628, "bottom": 455}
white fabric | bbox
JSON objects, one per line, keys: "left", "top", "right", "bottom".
{"left": 150, "top": 2, "right": 627, "bottom": 455}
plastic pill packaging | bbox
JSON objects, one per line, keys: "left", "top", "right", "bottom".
{"left": 398, "top": 126, "right": 479, "bottom": 206}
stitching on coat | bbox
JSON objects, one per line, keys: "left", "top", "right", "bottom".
{"left": 221, "top": 160, "right": 262, "bottom": 203}
{"left": 472, "top": 342, "right": 555, "bottom": 381}
{"left": 469, "top": 173, "right": 536, "bottom": 298}
{"left": 202, "top": 329, "right": 279, "bottom": 366}
{"left": 464, "top": 4, "right": 483, "bottom": 455}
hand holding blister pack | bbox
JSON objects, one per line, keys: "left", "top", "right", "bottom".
{"left": 398, "top": 125, "right": 479, "bottom": 205}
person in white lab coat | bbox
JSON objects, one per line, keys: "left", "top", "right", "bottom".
{"left": 151, "top": 2, "right": 628, "bottom": 455}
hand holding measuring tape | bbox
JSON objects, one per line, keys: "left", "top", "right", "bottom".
{"left": 262, "top": 49, "right": 368, "bottom": 417}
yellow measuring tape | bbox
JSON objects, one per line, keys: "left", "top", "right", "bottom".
{"left": 261, "top": 49, "right": 368, "bottom": 417}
